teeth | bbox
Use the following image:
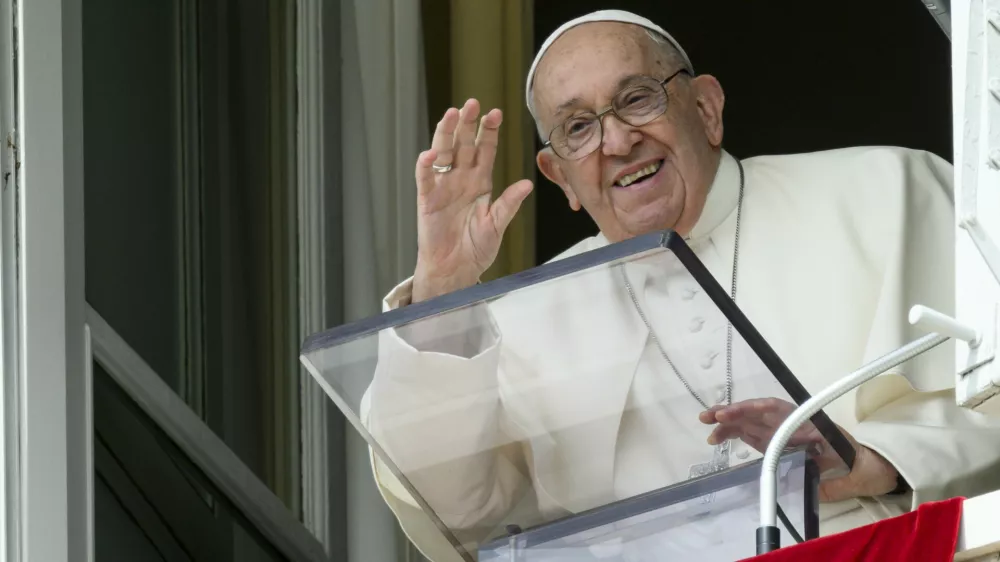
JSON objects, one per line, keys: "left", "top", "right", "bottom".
{"left": 617, "top": 161, "right": 662, "bottom": 187}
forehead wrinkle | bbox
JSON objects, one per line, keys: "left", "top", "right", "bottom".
{"left": 534, "top": 23, "right": 663, "bottom": 124}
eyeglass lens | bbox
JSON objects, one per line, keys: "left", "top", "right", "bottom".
{"left": 548, "top": 76, "right": 673, "bottom": 160}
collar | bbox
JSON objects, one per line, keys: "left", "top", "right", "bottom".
{"left": 594, "top": 150, "right": 742, "bottom": 246}
{"left": 685, "top": 149, "right": 741, "bottom": 242}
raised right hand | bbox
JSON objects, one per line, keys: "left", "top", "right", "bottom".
{"left": 411, "top": 99, "right": 534, "bottom": 303}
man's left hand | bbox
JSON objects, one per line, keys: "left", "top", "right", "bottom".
{"left": 698, "top": 397, "right": 900, "bottom": 502}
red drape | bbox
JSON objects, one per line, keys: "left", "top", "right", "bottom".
{"left": 741, "top": 497, "right": 963, "bottom": 562}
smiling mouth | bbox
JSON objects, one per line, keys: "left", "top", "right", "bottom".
{"left": 614, "top": 160, "right": 664, "bottom": 188}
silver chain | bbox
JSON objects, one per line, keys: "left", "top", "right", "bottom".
{"left": 619, "top": 160, "right": 746, "bottom": 411}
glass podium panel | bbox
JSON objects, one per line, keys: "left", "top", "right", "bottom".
{"left": 300, "top": 231, "right": 852, "bottom": 561}
{"left": 478, "top": 449, "right": 817, "bottom": 562}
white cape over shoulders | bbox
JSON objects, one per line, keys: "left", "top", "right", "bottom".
{"left": 361, "top": 147, "right": 1000, "bottom": 562}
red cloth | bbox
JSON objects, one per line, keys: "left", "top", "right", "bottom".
{"left": 741, "top": 497, "right": 964, "bottom": 562}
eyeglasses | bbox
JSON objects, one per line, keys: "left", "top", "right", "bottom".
{"left": 543, "top": 69, "right": 690, "bottom": 161}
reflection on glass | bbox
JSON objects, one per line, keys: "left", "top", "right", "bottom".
{"left": 301, "top": 231, "right": 849, "bottom": 560}
{"left": 479, "top": 449, "right": 816, "bottom": 561}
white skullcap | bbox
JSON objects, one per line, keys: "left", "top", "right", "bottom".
{"left": 525, "top": 10, "right": 693, "bottom": 112}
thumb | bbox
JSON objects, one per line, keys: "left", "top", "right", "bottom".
{"left": 489, "top": 180, "right": 534, "bottom": 233}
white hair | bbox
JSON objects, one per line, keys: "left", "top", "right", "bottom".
{"left": 528, "top": 28, "right": 692, "bottom": 140}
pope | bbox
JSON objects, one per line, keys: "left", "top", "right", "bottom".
{"left": 362, "top": 9, "right": 1000, "bottom": 561}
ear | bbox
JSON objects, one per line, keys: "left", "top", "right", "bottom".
{"left": 537, "top": 150, "right": 582, "bottom": 211}
{"left": 690, "top": 75, "right": 725, "bottom": 148}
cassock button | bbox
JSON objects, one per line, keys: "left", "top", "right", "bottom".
{"left": 715, "top": 388, "right": 727, "bottom": 403}
{"left": 736, "top": 450, "right": 750, "bottom": 460}
{"left": 689, "top": 317, "right": 705, "bottom": 333}
{"left": 701, "top": 351, "right": 719, "bottom": 369}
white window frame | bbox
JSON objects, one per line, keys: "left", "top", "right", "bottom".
{"left": 6, "top": 2, "right": 330, "bottom": 561}
{"left": 7, "top": 1, "right": 91, "bottom": 562}
{"left": 0, "top": 0, "right": 18, "bottom": 558}
{"left": 953, "top": 0, "right": 1000, "bottom": 410}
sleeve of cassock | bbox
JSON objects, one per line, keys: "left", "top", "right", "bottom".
{"left": 360, "top": 277, "right": 535, "bottom": 562}
{"left": 849, "top": 148, "right": 1000, "bottom": 508}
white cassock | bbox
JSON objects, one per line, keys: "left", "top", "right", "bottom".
{"left": 360, "top": 147, "right": 1000, "bottom": 562}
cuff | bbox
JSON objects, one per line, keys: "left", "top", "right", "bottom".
{"left": 850, "top": 387, "right": 1000, "bottom": 508}
{"left": 380, "top": 276, "right": 501, "bottom": 359}
{"left": 851, "top": 422, "right": 918, "bottom": 504}
{"left": 887, "top": 473, "right": 910, "bottom": 496}
{"left": 384, "top": 276, "right": 416, "bottom": 311}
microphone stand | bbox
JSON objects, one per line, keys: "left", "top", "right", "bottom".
{"left": 755, "top": 306, "right": 981, "bottom": 555}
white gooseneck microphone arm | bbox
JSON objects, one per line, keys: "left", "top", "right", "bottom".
{"left": 755, "top": 305, "right": 980, "bottom": 555}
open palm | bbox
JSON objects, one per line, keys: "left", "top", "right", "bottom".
{"left": 412, "top": 99, "right": 533, "bottom": 302}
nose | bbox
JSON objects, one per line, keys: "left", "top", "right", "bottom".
{"left": 600, "top": 114, "right": 641, "bottom": 157}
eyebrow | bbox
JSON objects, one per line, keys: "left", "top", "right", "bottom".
{"left": 552, "top": 73, "right": 651, "bottom": 116}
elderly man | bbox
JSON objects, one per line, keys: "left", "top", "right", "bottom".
{"left": 362, "top": 9, "right": 1000, "bottom": 561}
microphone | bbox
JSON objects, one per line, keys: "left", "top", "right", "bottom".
{"left": 755, "top": 305, "right": 979, "bottom": 555}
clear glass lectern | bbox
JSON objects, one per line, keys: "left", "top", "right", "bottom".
{"left": 477, "top": 448, "right": 817, "bottom": 562}
{"left": 300, "top": 231, "right": 851, "bottom": 562}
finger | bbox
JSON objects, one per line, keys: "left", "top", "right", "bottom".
{"left": 474, "top": 109, "right": 503, "bottom": 171}
{"left": 749, "top": 397, "right": 795, "bottom": 417}
{"left": 759, "top": 409, "right": 794, "bottom": 429}
{"left": 745, "top": 405, "right": 821, "bottom": 445}
{"left": 489, "top": 180, "right": 534, "bottom": 234}
{"left": 727, "top": 405, "right": 815, "bottom": 446}
{"left": 707, "top": 420, "right": 771, "bottom": 445}
{"left": 717, "top": 398, "right": 791, "bottom": 425}
{"left": 698, "top": 405, "right": 727, "bottom": 424}
{"left": 707, "top": 424, "right": 746, "bottom": 445}
{"left": 454, "top": 99, "right": 481, "bottom": 167}
{"left": 714, "top": 404, "right": 757, "bottom": 424}
{"left": 415, "top": 149, "right": 440, "bottom": 193}
{"left": 789, "top": 423, "right": 823, "bottom": 445}
{"left": 431, "top": 108, "right": 460, "bottom": 166}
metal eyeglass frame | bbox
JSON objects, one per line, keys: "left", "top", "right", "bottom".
{"left": 542, "top": 68, "right": 691, "bottom": 160}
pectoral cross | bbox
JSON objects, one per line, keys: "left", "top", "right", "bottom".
{"left": 687, "top": 440, "right": 731, "bottom": 503}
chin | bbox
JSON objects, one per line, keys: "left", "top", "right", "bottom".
{"left": 611, "top": 187, "right": 685, "bottom": 236}
{"left": 626, "top": 205, "right": 682, "bottom": 236}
